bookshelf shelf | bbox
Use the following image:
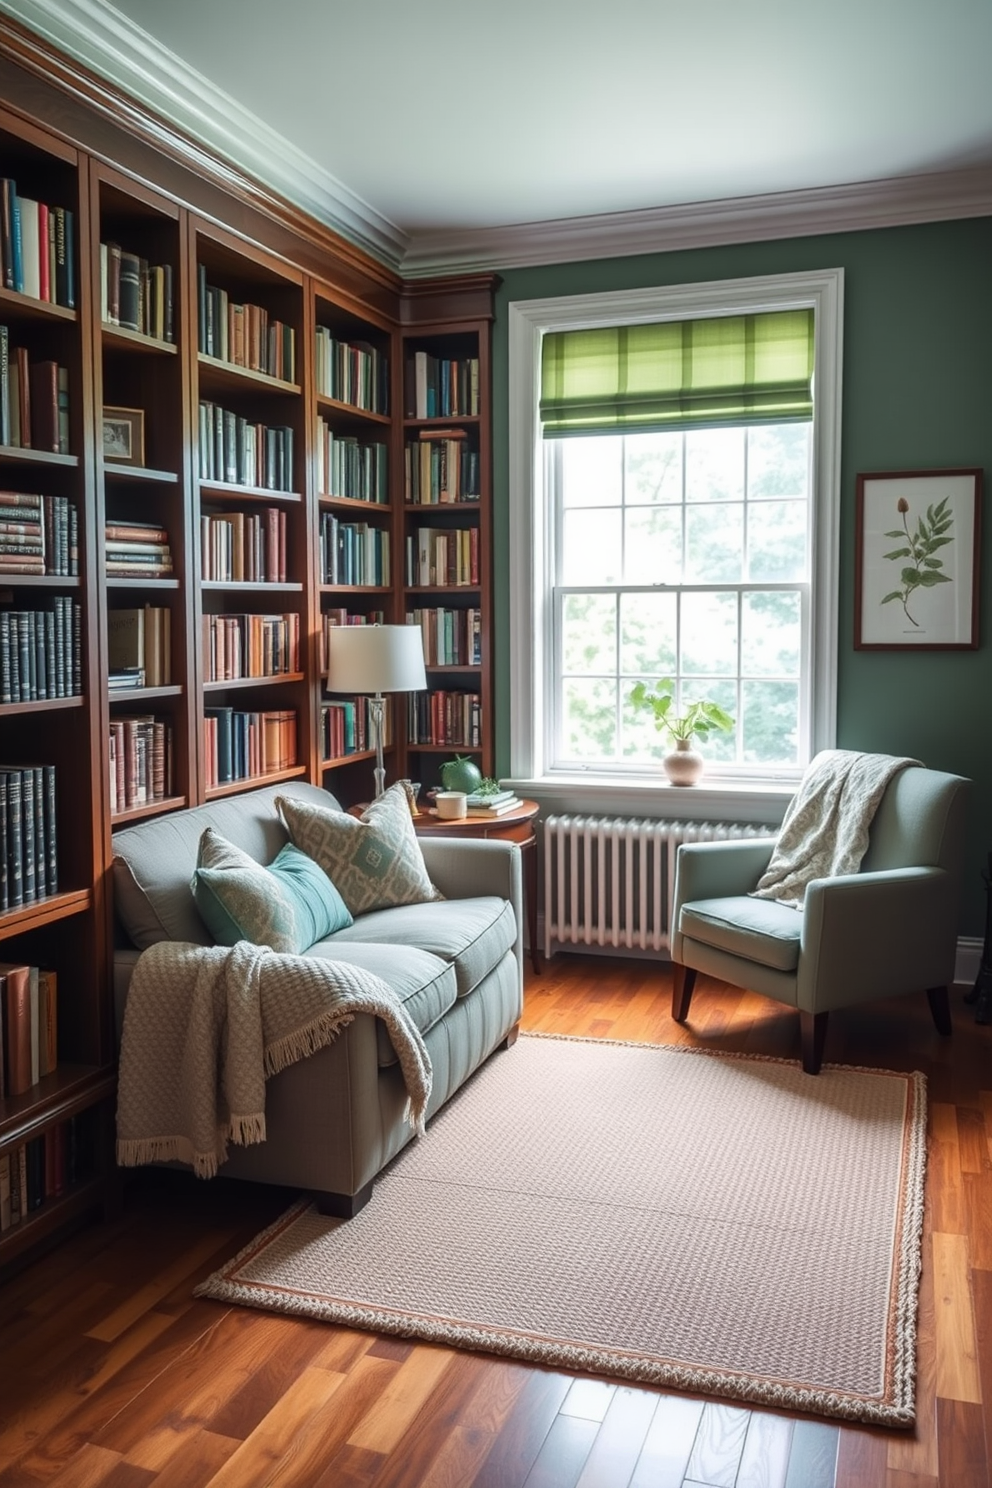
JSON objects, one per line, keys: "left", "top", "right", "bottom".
{"left": 0, "top": 889, "right": 93, "bottom": 934}
{"left": 0, "top": 288, "right": 77, "bottom": 324}
{"left": 198, "top": 353, "right": 300, "bottom": 398}
{"left": 0, "top": 696, "right": 85, "bottom": 717}
{"left": 204, "top": 672, "right": 305, "bottom": 692}
{"left": 0, "top": 447, "right": 79, "bottom": 469}
{"left": 102, "top": 324, "right": 178, "bottom": 356}
{"left": 110, "top": 792, "right": 187, "bottom": 827}
{"left": 205, "top": 764, "right": 307, "bottom": 801}
{"left": 103, "top": 463, "right": 179, "bottom": 485}
{"left": 199, "top": 481, "right": 303, "bottom": 505}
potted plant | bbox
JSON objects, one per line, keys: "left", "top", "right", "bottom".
{"left": 629, "top": 679, "right": 734, "bottom": 786}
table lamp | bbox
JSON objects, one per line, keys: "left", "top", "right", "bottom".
{"left": 325, "top": 624, "right": 427, "bottom": 798}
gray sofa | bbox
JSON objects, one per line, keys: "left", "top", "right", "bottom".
{"left": 111, "top": 781, "right": 524, "bottom": 1216}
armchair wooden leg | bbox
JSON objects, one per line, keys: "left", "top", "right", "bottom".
{"left": 926, "top": 986, "right": 953, "bottom": 1037}
{"left": 799, "top": 1011, "right": 829, "bottom": 1075}
{"left": 672, "top": 964, "right": 697, "bottom": 1023}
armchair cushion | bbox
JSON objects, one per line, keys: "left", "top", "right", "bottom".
{"left": 679, "top": 895, "right": 803, "bottom": 973}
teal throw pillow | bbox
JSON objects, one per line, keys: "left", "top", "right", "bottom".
{"left": 191, "top": 827, "right": 353, "bottom": 953}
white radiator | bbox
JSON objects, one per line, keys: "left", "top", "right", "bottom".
{"left": 543, "top": 814, "right": 776, "bottom": 957}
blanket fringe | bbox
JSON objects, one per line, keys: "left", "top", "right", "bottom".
{"left": 264, "top": 1012, "right": 354, "bottom": 1077}
{"left": 117, "top": 1135, "right": 224, "bottom": 1180}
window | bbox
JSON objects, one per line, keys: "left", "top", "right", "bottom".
{"left": 507, "top": 270, "right": 844, "bottom": 803}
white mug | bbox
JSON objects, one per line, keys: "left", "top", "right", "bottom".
{"left": 435, "top": 790, "right": 468, "bottom": 820}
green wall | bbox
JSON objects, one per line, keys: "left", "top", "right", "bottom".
{"left": 490, "top": 217, "right": 992, "bottom": 933}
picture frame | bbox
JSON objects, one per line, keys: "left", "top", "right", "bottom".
{"left": 102, "top": 406, "right": 145, "bottom": 466}
{"left": 854, "top": 468, "right": 982, "bottom": 650}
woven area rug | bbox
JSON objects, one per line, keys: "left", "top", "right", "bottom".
{"left": 196, "top": 1033, "right": 927, "bottom": 1426}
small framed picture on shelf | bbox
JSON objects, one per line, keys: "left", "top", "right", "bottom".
{"left": 855, "top": 468, "right": 982, "bottom": 650}
{"left": 102, "top": 406, "right": 145, "bottom": 466}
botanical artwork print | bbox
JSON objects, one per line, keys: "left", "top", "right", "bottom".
{"left": 879, "top": 495, "right": 954, "bottom": 629}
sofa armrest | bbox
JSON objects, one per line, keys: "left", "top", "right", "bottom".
{"left": 420, "top": 835, "right": 522, "bottom": 903}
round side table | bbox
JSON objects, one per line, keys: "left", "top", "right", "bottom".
{"left": 413, "top": 800, "right": 541, "bottom": 974}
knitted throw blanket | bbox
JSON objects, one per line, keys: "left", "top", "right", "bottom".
{"left": 751, "top": 750, "right": 922, "bottom": 908}
{"left": 116, "top": 940, "right": 433, "bottom": 1178}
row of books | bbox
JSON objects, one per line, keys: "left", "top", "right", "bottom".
{"left": 198, "top": 400, "right": 295, "bottom": 492}
{"left": 109, "top": 715, "right": 173, "bottom": 813}
{"left": 404, "top": 433, "right": 480, "bottom": 504}
{"left": 0, "top": 491, "right": 77, "bottom": 576}
{"left": 407, "top": 691, "right": 482, "bottom": 749}
{"left": 0, "top": 181, "right": 76, "bottom": 307}
{"left": 203, "top": 707, "right": 297, "bottom": 788}
{"left": 319, "top": 515, "right": 390, "bottom": 587}
{"left": 203, "top": 611, "right": 300, "bottom": 681}
{"left": 316, "top": 419, "right": 388, "bottom": 504}
{"left": 406, "top": 350, "right": 480, "bottom": 420}
{"left": 314, "top": 326, "right": 388, "bottom": 414}
{"left": 407, "top": 607, "right": 483, "bottom": 667}
{"left": 200, "top": 507, "right": 287, "bottom": 584}
{"left": 105, "top": 518, "right": 174, "bottom": 579}
{"left": 1, "top": 1116, "right": 94, "bottom": 1233}
{"left": 197, "top": 266, "right": 296, "bottom": 382}
{"left": 100, "top": 242, "right": 175, "bottom": 342}
{"left": 0, "top": 763, "right": 58, "bottom": 913}
{"left": 317, "top": 609, "right": 385, "bottom": 674}
{"left": 320, "top": 697, "right": 388, "bottom": 760}
{"left": 107, "top": 606, "right": 172, "bottom": 690}
{"left": 0, "top": 960, "right": 57, "bottom": 1097}
{"left": 405, "top": 525, "right": 479, "bottom": 588}
{"left": 0, "top": 598, "right": 82, "bottom": 703}
{"left": 0, "top": 330, "right": 69, "bottom": 453}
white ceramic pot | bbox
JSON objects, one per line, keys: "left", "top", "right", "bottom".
{"left": 435, "top": 790, "right": 468, "bottom": 820}
{"left": 664, "top": 739, "right": 704, "bottom": 787}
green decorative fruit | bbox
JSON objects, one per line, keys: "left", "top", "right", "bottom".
{"left": 439, "top": 755, "right": 482, "bottom": 794}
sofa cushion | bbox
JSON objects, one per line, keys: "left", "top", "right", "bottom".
{"left": 277, "top": 784, "right": 442, "bottom": 916}
{"left": 302, "top": 940, "right": 457, "bottom": 1067}
{"left": 327, "top": 895, "right": 516, "bottom": 999}
{"left": 679, "top": 895, "right": 802, "bottom": 972}
{"left": 112, "top": 782, "right": 342, "bottom": 949}
{"left": 192, "top": 829, "right": 353, "bottom": 954}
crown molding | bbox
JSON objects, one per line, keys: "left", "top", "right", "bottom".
{"left": 2, "top": 0, "right": 990, "bottom": 282}
{"left": 401, "top": 166, "right": 992, "bottom": 277}
{"left": 0, "top": 0, "right": 411, "bottom": 272}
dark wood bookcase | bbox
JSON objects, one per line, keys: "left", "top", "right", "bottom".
{"left": 0, "top": 22, "right": 498, "bottom": 1272}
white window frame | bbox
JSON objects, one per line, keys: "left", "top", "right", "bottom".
{"left": 505, "top": 269, "right": 844, "bottom": 821}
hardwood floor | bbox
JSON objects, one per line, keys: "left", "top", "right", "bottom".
{"left": 1, "top": 955, "right": 990, "bottom": 1487}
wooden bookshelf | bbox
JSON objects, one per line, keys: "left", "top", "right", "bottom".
{"left": 0, "top": 24, "right": 498, "bottom": 1271}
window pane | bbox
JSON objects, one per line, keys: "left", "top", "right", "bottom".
{"left": 561, "top": 437, "right": 621, "bottom": 507}
{"left": 742, "top": 592, "right": 802, "bottom": 676}
{"left": 741, "top": 680, "right": 800, "bottom": 764}
{"left": 624, "top": 506, "right": 683, "bottom": 584}
{"left": 561, "top": 678, "right": 617, "bottom": 758}
{"left": 692, "top": 676, "right": 738, "bottom": 763}
{"left": 561, "top": 509, "right": 621, "bottom": 584}
{"left": 685, "top": 427, "right": 745, "bottom": 502}
{"left": 624, "top": 432, "right": 683, "bottom": 504}
{"left": 747, "top": 423, "right": 810, "bottom": 498}
{"left": 680, "top": 592, "right": 738, "bottom": 675}
{"left": 562, "top": 593, "right": 616, "bottom": 674}
{"left": 746, "top": 500, "right": 807, "bottom": 582}
{"left": 620, "top": 591, "right": 677, "bottom": 675}
{"left": 621, "top": 688, "right": 667, "bottom": 760}
{"left": 685, "top": 503, "right": 744, "bottom": 583}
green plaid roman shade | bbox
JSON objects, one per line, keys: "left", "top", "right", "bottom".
{"left": 540, "top": 308, "right": 815, "bottom": 437}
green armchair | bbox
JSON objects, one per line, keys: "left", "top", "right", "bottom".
{"left": 670, "top": 764, "right": 971, "bottom": 1072}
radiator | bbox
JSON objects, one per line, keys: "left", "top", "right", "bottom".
{"left": 543, "top": 814, "right": 776, "bottom": 957}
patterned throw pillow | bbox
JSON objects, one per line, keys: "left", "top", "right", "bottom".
{"left": 276, "top": 783, "right": 443, "bottom": 916}
{"left": 191, "top": 827, "right": 353, "bottom": 953}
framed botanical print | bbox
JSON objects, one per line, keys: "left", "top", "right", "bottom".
{"left": 854, "top": 468, "right": 982, "bottom": 650}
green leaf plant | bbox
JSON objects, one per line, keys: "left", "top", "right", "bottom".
{"left": 880, "top": 495, "right": 954, "bottom": 628}
{"left": 629, "top": 680, "right": 734, "bottom": 745}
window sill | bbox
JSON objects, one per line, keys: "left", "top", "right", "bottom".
{"left": 502, "top": 773, "right": 793, "bottom": 826}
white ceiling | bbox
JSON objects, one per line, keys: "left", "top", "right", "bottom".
{"left": 6, "top": 0, "right": 992, "bottom": 273}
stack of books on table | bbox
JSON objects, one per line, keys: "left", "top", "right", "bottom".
{"left": 464, "top": 788, "right": 521, "bottom": 818}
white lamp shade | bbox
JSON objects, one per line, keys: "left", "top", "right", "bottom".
{"left": 325, "top": 624, "right": 427, "bottom": 695}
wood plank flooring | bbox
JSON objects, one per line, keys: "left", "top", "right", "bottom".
{"left": 1, "top": 956, "right": 990, "bottom": 1487}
